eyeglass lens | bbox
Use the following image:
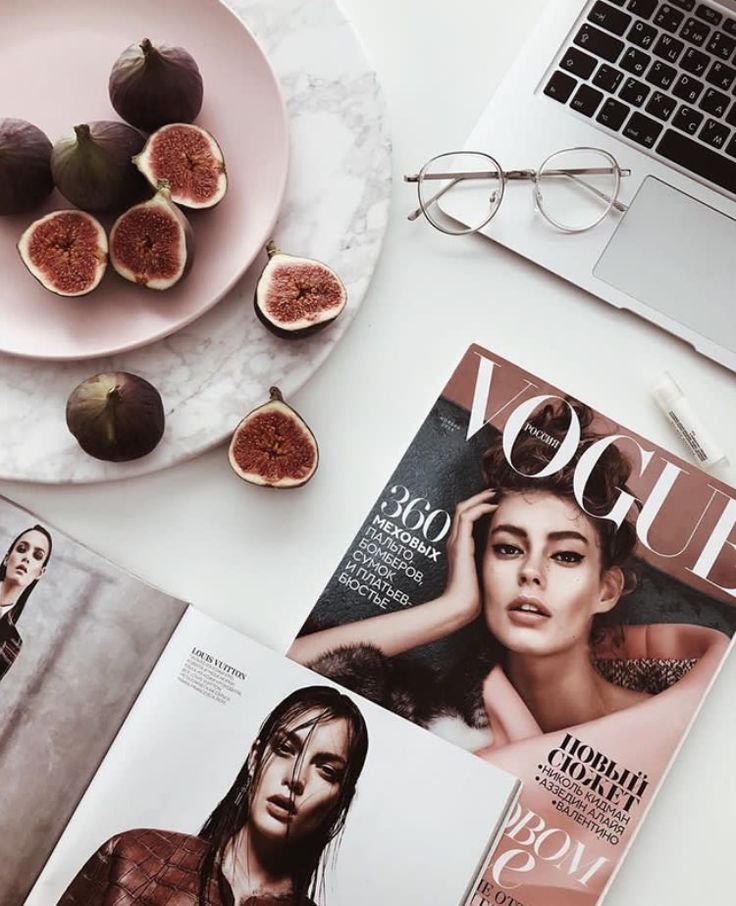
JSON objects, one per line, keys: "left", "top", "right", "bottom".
{"left": 535, "top": 148, "right": 619, "bottom": 233}
{"left": 418, "top": 152, "right": 503, "bottom": 235}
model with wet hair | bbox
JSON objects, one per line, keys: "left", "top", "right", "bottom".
{"left": 59, "top": 685, "right": 369, "bottom": 906}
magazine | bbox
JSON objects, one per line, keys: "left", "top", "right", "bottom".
{"left": 0, "top": 496, "right": 519, "bottom": 906}
{"left": 288, "top": 343, "right": 736, "bottom": 906}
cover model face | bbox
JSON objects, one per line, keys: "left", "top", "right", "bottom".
{"left": 481, "top": 491, "right": 622, "bottom": 659}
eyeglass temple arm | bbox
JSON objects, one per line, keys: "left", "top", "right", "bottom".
{"left": 404, "top": 167, "right": 631, "bottom": 220}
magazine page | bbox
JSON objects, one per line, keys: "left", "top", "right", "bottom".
{"left": 0, "top": 496, "right": 188, "bottom": 906}
{"left": 287, "top": 343, "right": 736, "bottom": 906}
{"left": 29, "top": 607, "right": 520, "bottom": 906}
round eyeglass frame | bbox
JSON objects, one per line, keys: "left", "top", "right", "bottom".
{"left": 412, "top": 147, "right": 625, "bottom": 236}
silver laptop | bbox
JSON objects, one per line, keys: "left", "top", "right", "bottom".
{"left": 445, "top": 0, "right": 736, "bottom": 372}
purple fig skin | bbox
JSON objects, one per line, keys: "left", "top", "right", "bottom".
{"left": 109, "top": 184, "right": 195, "bottom": 290}
{"left": 66, "top": 371, "right": 165, "bottom": 462}
{"left": 51, "top": 121, "right": 150, "bottom": 213}
{"left": 0, "top": 118, "right": 54, "bottom": 215}
{"left": 109, "top": 38, "right": 204, "bottom": 133}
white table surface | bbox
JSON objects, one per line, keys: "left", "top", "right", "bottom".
{"left": 3, "top": 2, "right": 735, "bottom": 903}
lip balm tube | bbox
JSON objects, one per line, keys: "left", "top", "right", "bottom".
{"left": 652, "top": 373, "right": 727, "bottom": 470}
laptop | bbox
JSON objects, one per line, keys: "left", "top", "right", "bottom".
{"left": 445, "top": 0, "right": 736, "bottom": 373}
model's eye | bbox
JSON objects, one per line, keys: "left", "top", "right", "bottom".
{"left": 317, "top": 762, "right": 343, "bottom": 783}
{"left": 16, "top": 542, "right": 28, "bottom": 553}
{"left": 552, "top": 550, "right": 584, "bottom": 564}
{"left": 492, "top": 542, "right": 522, "bottom": 557}
{"left": 272, "top": 737, "right": 297, "bottom": 757}
{"left": 33, "top": 550, "right": 45, "bottom": 561}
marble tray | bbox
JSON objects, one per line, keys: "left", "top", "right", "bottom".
{"left": 0, "top": 0, "right": 391, "bottom": 483}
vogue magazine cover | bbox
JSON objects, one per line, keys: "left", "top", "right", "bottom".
{"left": 29, "top": 610, "right": 519, "bottom": 906}
{"left": 288, "top": 343, "right": 736, "bottom": 906}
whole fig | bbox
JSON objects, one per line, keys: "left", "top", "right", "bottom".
{"left": 51, "top": 121, "right": 149, "bottom": 213}
{"left": 0, "top": 118, "right": 54, "bottom": 215}
{"left": 109, "top": 38, "right": 204, "bottom": 132}
{"left": 66, "top": 372, "right": 165, "bottom": 462}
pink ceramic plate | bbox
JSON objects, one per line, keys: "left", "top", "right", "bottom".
{"left": 0, "top": 0, "right": 289, "bottom": 360}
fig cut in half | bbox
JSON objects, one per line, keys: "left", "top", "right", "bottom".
{"left": 228, "top": 387, "right": 319, "bottom": 489}
{"left": 109, "top": 184, "right": 194, "bottom": 290}
{"left": 134, "top": 123, "right": 226, "bottom": 209}
{"left": 255, "top": 242, "right": 347, "bottom": 339}
{"left": 18, "top": 210, "right": 107, "bottom": 297}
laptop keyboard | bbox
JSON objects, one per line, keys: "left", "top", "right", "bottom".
{"left": 543, "top": 0, "right": 736, "bottom": 195}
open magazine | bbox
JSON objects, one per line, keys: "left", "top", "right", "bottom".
{"left": 0, "top": 496, "right": 519, "bottom": 906}
{"left": 288, "top": 343, "right": 736, "bottom": 906}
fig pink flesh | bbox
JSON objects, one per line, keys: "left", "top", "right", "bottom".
{"left": 265, "top": 263, "right": 343, "bottom": 323}
{"left": 231, "top": 410, "right": 316, "bottom": 482}
{"left": 112, "top": 206, "right": 181, "bottom": 282}
{"left": 148, "top": 126, "right": 223, "bottom": 204}
{"left": 27, "top": 213, "right": 102, "bottom": 295}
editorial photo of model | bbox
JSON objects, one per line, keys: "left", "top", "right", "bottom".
{"left": 290, "top": 400, "right": 730, "bottom": 764}
{"left": 60, "top": 685, "right": 369, "bottom": 906}
{"left": 0, "top": 524, "right": 53, "bottom": 683}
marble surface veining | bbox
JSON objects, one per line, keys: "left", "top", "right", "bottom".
{"left": 0, "top": 0, "right": 391, "bottom": 483}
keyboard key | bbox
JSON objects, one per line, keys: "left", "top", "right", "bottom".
{"left": 700, "top": 117, "right": 730, "bottom": 147}
{"left": 593, "top": 63, "right": 625, "bottom": 91}
{"left": 695, "top": 4, "right": 722, "bottom": 26}
{"left": 570, "top": 84, "right": 605, "bottom": 116}
{"left": 544, "top": 71, "right": 578, "bottom": 103}
{"left": 621, "top": 46, "right": 651, "bottom": 74}
{"left": 705, "top": 60, "right": 736, "bottom": 90}
{"left": 596, "top": 97, "right": 631, "bottom": 129}
{"left": 646, "top": 90, "right": 678, "bottom": 119}
{"left": 573, "top": 23, "right": 625, "bottom": 62}
{"left": 654, "top": 4, "right": 685, "bottom": 32}
{"left": 560, "top": 46, "right": 598, "bottom": 79}
{"left": 680, "top": 17, "right": 711, "bottom": 45}
{"left": 620, "top": 75, "right": 651, "bottom": 105}
{"left": 657, "top": 127, "right": 736, "bottom": 192}
{"left": 724, "top": 133, "right": 736, "bottom": 156}
{"left": 628, "top": 20, "right": 657, "bottom": 49}
{"left": 623, "top": 110, "right": 664, "bottom": 145}
{"left": 680, "top": 46, "right": 710, "bottom": 75}
{"left": 705, "top": 30, "right": 736, "bottom": 60}
{"left": 672, "top": 104, "right": 704, "bottom": 132}
{"left": 700, "top": 86, "right": 730, "bottom": 116}
{"left": 669, "top": 0, "right": 695, "bottom": 9}
{"left": 647, "top": 60, "right": 678, "bottom": 89}
{"left": 726, "top": 100, "right": 736, "bottom": 126}
{"left": 723, "top": 18, "right": 736, "bottom": 38}
{"left": 673, "top": 73, "right": 705, "bottom": 102}
{"left": 588, "top": 1, "right": 632, "bottom": 35}
{"left": 627, "top": 0, "right": 658, "bottom": 18}
{"left": 653, "top": 33, "right": 685, "bottom": 63}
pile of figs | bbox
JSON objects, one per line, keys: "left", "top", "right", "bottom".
{"left": 3, "top": 38, "right": 227, "bottom": 297}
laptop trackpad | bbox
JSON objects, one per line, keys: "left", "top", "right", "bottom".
{"left": 594, "top": 176, "right": 736, "bottom": 353}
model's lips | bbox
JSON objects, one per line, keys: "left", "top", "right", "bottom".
{"left": 266, "top": 794, "right": 297, "bottom": 822}
{"left": 507, "top": 597, "right": 551, "bottom": 618}
{"left": 15, "top": 565, "right": 27, "bottom": 575}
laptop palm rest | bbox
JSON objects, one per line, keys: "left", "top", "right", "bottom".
{"left": 594, "top": 176, "right": 736, "bottom": 354}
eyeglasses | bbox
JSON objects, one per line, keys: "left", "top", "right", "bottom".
{"left": 404, "top": 147, "right": 630, "bottom": 235}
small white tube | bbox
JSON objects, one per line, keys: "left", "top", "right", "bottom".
{"left": 652, "top": 373, "right": 727, "bottom": 470}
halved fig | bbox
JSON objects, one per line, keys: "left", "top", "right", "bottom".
{"left": 228, "top": 387, "right": 319, "bottom": 488}
{"left": 109, "top": 184, "right": 194, "bottom": 289}
{"left": 18, "top": 210, "right": 107, "bottom": 297}
{"left": 254, "top": 242, "right": 347, "bottom": 339}
{"left": 133, "top": 124, "right": 226, "bottom": 209}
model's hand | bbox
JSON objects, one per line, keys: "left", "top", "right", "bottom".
{"left": 443, "top": 489, "right": 499, "bottom": 625}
